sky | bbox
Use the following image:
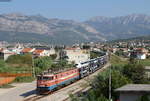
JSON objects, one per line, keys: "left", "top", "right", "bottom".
{"left": 0, "top": 0, "right": 150, "bottom": 21}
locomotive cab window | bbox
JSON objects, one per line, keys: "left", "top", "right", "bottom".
{"left": 41, "top": 76, "right": 54, "bottom": 80}
{"left": 37, "top": 76, "right": 42, "bottom": 80}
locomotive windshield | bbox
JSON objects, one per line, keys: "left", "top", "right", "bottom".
{"left": 74, "top": 64, "right": 78, "bottom": 67}
{"left": 37, "top": 76, "right": 53, "bottom": 81}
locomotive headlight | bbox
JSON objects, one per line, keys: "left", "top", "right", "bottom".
{"left": 45, "top": 84, "right": 49, "bottom": 87}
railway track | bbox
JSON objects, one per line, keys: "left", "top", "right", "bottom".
{"left": 23, "top": 95, "right": 44, "bottom": 101}
{"left": 23, "top": 79, "right": 81, "bottom": 101}
{"left": 23, "top": 63, "right": 110, "bottom": 101}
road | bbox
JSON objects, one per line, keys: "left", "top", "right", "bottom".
{"left": 0, "top": 63, "right": 110, "bottom": 101}
{"left": 0, "top": 81, "right": 36, "bottom": 101}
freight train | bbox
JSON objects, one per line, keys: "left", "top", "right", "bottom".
{"left": 37, "top": 54, "right": 108, "bottom": 93}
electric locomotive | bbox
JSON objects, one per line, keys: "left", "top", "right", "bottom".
{"left": 37, "top": 68, "right": 79, "bottom": 93}
{"left": 37, "top": 54, "right": 108, "bottom": 93}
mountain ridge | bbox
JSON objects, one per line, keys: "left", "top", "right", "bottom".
{"left": 85, "top": 14, "right": 150, "bottom": 40}
{"left": 0, "top": 13, "right": 150, "bottom": 44}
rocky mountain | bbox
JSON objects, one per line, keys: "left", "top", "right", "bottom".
{"left": 0, "top": 13, "right": 150, "bottom": 44}
{"left": 85, "top": 14, "right": 150, "bottom": 40}
{"left": 0, "top": 13, "right": 105, "bottom": 45}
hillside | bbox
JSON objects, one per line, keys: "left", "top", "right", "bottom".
{"left": 109, "top": 35, "right": 150, "bottom": 43}
{"left": 0, "top": 13, "right": 150, "bottom": 44}
{"left": 85, "top": 14, "right": 150, "bottom": 40}
{"left": 0, "top": 13, "right": 105, "bottom": 45}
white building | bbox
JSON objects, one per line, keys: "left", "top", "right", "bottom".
{"left": 11, "top": 43, "right": 24, "bottom": 54}
{"left": 21, "top": 48, "right": 35, "bottom": 54}
{"left": 64, "top": 48, "right": 90, "bottom": 64}
{"left": 33, "top": 49, "right": 51, "bottom": 57}
{"left": 131, "top": 48, "right": 148, "bottom": 60}
{"left": 135, "top": 48, "right": 147, "bottom": 59}
{"left": 49, "top": 48, "right": 56, "bottom": 55}
{"left": 137, "top": 53, "right": 146, "bottom": 59}
{"left": 0, "top": 48, "right": 15, "bottom": 60}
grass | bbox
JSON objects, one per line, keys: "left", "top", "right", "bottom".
{"left": 0, "top": 59, "right": 32, "bottom": 74}
{"left": 13, "top": 76, "right": 35, "bottom": 83}
{"left": 0, "top": 84, "right": 15, "bottom": 88}
{"left": 110, "top": 54, "right": 128, "bottom": 66}
{"left": 138, "top": 59, "right": 150, "bottom": 66}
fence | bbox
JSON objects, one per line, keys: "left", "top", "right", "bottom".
{"left": 0, "top": 73, "right": 32, "bottom": 77}
{"left": 0, "top": 77, "right": 16, "bottom": 86}
{"left": 0, "top": 73, "right": 32, "bottom": 86}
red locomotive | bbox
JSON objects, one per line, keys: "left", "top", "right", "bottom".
{"left": 37, "top": 68, "right": 80, "bottom": 93}
{"left": 37, "top": 55, "right": 108, "bottom": 93}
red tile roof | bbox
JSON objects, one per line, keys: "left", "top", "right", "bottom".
{"left": 65, "top": 48, "right": 80, "bottom": 50}
{"left": 135, "top": 48, "right": 148, "bottom": 53}
{"left": 21, "top": 48, "right": 33, "bottom": 53}
{"left": 136, "top": 48, "right": 144, "bottom": 51}
{"left": 33, "top": 49, "right": 44, "bottom": 55}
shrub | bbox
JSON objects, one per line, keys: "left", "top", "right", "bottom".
{"left": 34, "top": 56, "right": 52, "bottom": 72}
{"left": 14, "top": 76, "right": 34, "bottom": 83}
{"left": 50, "top": 54, "right": 57, "bottom": 60}
{"left": 137, "top": 94, "right": 150, "bottom": 101}
{"left": 6, "top": 54, "right": 32, "bottom": 66}
{"left": 123, "top": 63, "right": 147, "bottom": 84}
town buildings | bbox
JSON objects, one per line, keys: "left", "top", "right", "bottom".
{"left": 0, "top": 48, "right": 15, "bottom": 60}
{"left": 130, "top": 48, "right": 149, "bottom": 59}
{"left": 21, "top": 48, "right": 35, "bottom": 54}
{"left": 63, "top": 48, "right": 90, "bottom": 64}
{"left": 0, "top": 42, "right": 56, "bottom": 60}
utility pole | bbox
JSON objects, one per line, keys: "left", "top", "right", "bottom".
{"left": 88, "top": 49, "right": 91, "bottom": 78}
{"left": 108, "top": 51, "right": 112, "bottom": 101}
{"left": 32, "top": 55, "right": 35, "bottom": 78}
{"left": 109, "top": 66, "right": 112, "bottom": 101}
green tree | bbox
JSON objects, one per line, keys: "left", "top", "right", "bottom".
{"left": 0, "top": 60, "right": 6, "bottom": 72}
{"left": 115, "top": 50, "right": 124, "bottom": 56}
{"left": 6, "top": 54, "right": 32, "bottom": 66}
{"left": 123, "top": 63, "right": 147, "bottom": 84}
{"left": 0, "top": 60, "right": 5, "bottom": 67}
{"left": 90, "top": 69, "right": 131, "bottom": 100}
{"left": 70, "top": 94, "right": 80, "bottom": 101}
{"left": 34, "top": 56, "right": 52, "bottom": 74}
{"left": 90, "top": 51, "right": 100, "bottom": 59}
{"left": 111, "top": 70, "right": 132, "bottom": 99}
{"left": 50, "top": 54, "right": 57, "bottom": 60}
{"left": 51, "top": 59, "right": 73, "bottom": 69}
{"left": 137, "top": 94, "right": 150, "bottom": 101}
{"left": 82, "top": 45, "right": 91, "bottom": 50}
{"left": 97, "top": 95, "right": 109, "bottom": 101}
